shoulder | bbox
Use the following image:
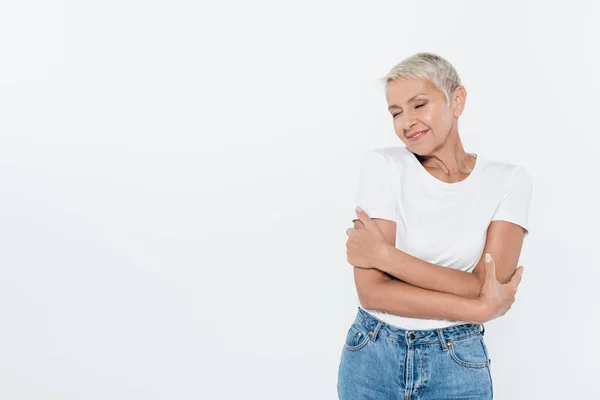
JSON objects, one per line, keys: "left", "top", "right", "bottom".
{"left": 479, "top": 154, "right": 532, "bottom": 189}
{"left": 365, "top": 146, "right": 413, "bottom": 168}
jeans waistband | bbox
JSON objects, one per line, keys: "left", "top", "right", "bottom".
{"left": 355, "top": 307, "right": 485, "bottom": 347}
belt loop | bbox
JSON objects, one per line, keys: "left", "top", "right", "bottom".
{"left": 370, "top": 321, "right": 383, "bottom": 341}
{"left": 481, "top": 323, "right": 486, "bottom": 336}
{"left": 437, "top": 328, "right": 448, "bottom": 351}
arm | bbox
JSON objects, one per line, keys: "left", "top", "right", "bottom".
{"left": 355, "top": 268, "right": 486, "bottom": 323}
{"left": 373, "top": 220, "right": 527, "bottom": 298}
{"left": 377, "top": 248, "right": 484, "bottom": 299}
{"left": 352, "top": 218, "right": 486, "bottom": 323}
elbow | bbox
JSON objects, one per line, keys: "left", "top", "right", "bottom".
{"left": 353, "top": 268, "right": 389, "bottom": 311}
{"left": 356, "top": 281, "right": 383, "bottom": 310}
{"left": 357, "top": 288, "right": 375, "bottom": 310}
{"left": 497, "top": 267, "right": 517, "bottom": 285}
{"left": 357, "top": 281, "right": 389, "bottom": 311}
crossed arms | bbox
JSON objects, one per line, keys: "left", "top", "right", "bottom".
{"left": 351, "top": 217, "right": 526, "bottom": 323}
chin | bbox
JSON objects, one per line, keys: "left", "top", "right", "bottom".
{"left": 406, "top": 144, "right": 426, "bottom": 156}
{"left": 402, "top": 138, "right": 427, "bottom": 152}
{"left": 407, "top": 139, "right": 436, "bottom": 156}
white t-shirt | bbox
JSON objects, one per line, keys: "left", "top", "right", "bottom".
{"left": 351, "top": 146, "right": 533, "bottom": 330}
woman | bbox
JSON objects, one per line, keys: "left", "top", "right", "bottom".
{"left": 338, "top": 52, "right": 533, "bottom": 399}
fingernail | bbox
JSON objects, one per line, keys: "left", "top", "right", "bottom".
{"left": 356, "top": 206, "right": 363, "bottom": 212}
{"left": 485, "top": 253, "right": 491, "bottom": 262}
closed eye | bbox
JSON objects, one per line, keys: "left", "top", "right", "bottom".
{"left": 392, "top": 103, "right": 426, "bottom": 118}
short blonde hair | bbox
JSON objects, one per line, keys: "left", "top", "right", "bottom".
{"left": 381, "top": 52, "right": 462, "bottom": 106}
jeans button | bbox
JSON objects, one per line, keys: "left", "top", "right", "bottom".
{"left": 409, "top": 333, "right": 416, "bottom": 339}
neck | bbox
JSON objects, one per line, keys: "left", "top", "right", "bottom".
{"left": 415, "top": 129, "right": 475, "bottom": 175}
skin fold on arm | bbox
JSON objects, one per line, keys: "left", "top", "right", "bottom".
{"left": 351, "top": 217, "right": 525, "bottom": 323}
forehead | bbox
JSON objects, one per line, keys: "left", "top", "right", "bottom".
{"left": 385, "top": 77, "right": 440, "bottom": 104}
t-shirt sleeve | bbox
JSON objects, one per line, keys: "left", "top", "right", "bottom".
{"left": 351, "top": 149, "right": 397, "bottom": 223}
{"left": 491, "top": 166, "right": 533, "bottom": 237}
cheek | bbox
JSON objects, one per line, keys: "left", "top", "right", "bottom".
{"left": 419, "top": 107, "right": 438, "bottom": 124}
{"left": 392, "top": 120, "right": 409, "bottom": 141}
{"left": 420, "top": 108, "right": 452, "bottom": 135}
{"left": 392, "top": 118, "right": 404, "bottom": 134}
{"left": 425, "top": 104, "right": 453, "bottom": 123}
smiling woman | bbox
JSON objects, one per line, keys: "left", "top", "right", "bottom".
{"left": 338, "top": 52, "right": 532, "bottom": 400}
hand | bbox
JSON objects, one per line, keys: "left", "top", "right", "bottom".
{"left": 476, "top": 253, "right": 524, "bottom": 323}
{"left": 345, "top": 207, "right": 392, "bottom": 269}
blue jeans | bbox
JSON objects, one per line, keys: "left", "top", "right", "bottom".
{"left": 337, "top": 307, "right": 493, "bottom": 399}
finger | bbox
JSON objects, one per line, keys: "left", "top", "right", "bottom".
{"left": 355, "top": 206, "right": 377, "bottom": 231}
{"left": 510, "top": 266, "right": 524, "bottom": 286}
{"left": 483, "top": 253, "right": 496, "bottom": 284}
{"left": 515, "top": 266, "right": 525, "bottom": 286}
{"left": 346, "top": 227, "right": 354, "bottom": 236}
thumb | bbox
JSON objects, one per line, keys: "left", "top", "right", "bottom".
{"left": 355, "top": 206, "right": 378, "bottom": 231}
{"left": 483, "top": 253, "right": 496, "bottom": 284}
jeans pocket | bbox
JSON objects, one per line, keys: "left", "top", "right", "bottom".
{"left": 447, "top": 334, "right": 489, "bottom": 369}
{"left": 343, "top": 322, "right": 373, "bottom": 352}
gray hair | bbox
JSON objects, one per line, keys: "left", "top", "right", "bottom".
{"left": 381, "top": 52, "right": 462, "bottom": 106}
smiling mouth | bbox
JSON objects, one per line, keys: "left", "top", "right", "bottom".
{"left": 407, "top": 129, "right": 429, "bottom": 141}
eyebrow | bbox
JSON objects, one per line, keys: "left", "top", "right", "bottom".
{"left": 388, "top": 93, "right": 429, "bottom": 110}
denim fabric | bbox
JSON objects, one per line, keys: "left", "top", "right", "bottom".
{"left": 337, "top": 307, "right": 493, "bottom": 399}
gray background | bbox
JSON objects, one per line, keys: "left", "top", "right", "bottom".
{"left": 0, "top": 0, "right": 597, "bottom": 398}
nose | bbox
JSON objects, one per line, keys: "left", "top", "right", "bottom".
{"left": 404, "top": 114, "right": 417, "bottom": 130}
{"left": 400, "top": 107, "right": 418, "bottom": 129}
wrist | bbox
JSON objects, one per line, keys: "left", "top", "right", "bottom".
{"left": 468, "top": 298, "right": 490, "bottom": 324}
{"left": 376, "top": 243, "right": 397, "bottom": 273}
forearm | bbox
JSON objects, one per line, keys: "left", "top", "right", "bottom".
{"left": 362, "top": 275, "right": 485, "bottom": 323}
{"left": 377, "top": 247, "right": 483, "bottom": 298}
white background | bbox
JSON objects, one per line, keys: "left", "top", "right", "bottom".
{"left": 0, "top": 1, "right": 598, "bottom": 399}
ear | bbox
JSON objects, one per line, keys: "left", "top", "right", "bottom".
{"left": 451, "top": 85, "right": 467, "bottom": 118}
